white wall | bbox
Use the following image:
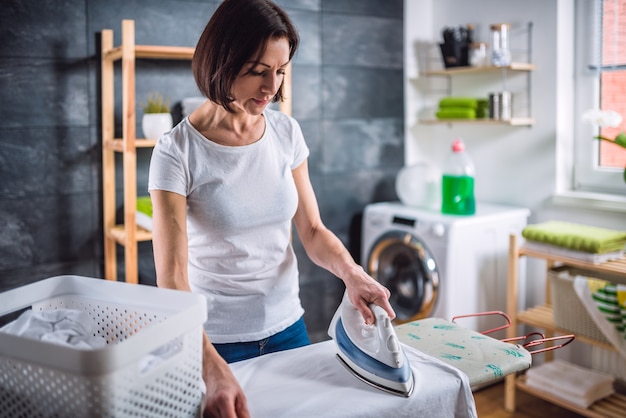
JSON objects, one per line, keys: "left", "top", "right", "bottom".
{"left": 404, "top": 0, "right": 626, "bottom": 308}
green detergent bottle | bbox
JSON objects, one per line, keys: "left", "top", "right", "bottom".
{"left": 441, "top": 139, "right": 476, "bottom": 215}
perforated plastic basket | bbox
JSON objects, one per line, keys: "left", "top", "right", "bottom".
{"left": 0, "top": 275, "right": 206, "bottom": 418}
{"left": 549, "top": 266, "right": 612, "bottom": 345}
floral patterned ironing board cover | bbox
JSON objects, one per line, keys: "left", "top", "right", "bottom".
{"left": 395, "top": 317, "right": 532, "bottom": 388}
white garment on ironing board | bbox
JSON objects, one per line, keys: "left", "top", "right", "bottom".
{"left": 230, "top": 340, "right": 478, "bottom": 418}
{"left": 148, "top": 109, "right": 309, "bottom": 343}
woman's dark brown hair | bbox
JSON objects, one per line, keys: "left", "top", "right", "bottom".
{"left": 192, "top": 0, "right": 299, "bottom": 112}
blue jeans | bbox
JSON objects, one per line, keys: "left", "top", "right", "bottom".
{"left": 213, "top": 316, "right": 310, "bottom": 363}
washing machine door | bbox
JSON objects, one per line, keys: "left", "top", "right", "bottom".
{"left": 366, "top": 231, "right": 439, "bottom": 324}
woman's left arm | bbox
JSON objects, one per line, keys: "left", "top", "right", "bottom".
{"left": 292, "top": 160, "right": 395, "bottom": 324}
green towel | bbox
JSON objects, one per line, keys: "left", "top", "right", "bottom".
{"left": 476, "top": 99, "right": 489, "bottom": 119}
{"left": 436, "top": 108, "right": 476, "bottom": 119}
{"left": 522, "top": 221, "right": 626, "bottom": 254}
{"left": 136, "top": 196, "right": 153, "bottom": 217}
{"left": 438, "top": 97, "right": 479, "bottom": 109}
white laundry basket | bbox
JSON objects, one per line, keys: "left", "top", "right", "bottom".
{"left": 0, "top": 275, "right": 207, "bottom": 418}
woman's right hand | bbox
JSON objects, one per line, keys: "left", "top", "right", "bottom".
{"left": 202, "top": 354, "right": 250, "bottom": 418}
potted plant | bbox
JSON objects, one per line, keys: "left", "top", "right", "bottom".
{"left": 141, "top": 92, "right": 172, "bottom": 140}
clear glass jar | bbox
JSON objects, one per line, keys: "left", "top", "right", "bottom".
{"left": 469, "top": 42, "right": 488, "bottom": 67}
{"left": 490, "top": 23, "right": 511, "bottom": 67}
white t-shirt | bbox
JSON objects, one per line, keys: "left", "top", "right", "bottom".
{"left": 148, "top": 109, "right": 309, "bottom": 343}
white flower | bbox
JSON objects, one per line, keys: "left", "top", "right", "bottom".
{"left": 582, "top": 108, "right": 623, "bottom": 128}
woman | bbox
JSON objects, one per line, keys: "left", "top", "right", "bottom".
{"left": 148, "top": 0, "right": 395, "bottom": 416}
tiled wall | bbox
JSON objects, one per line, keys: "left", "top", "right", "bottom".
{"left": 0, "top": 0, "right": 404, "bottom": 341}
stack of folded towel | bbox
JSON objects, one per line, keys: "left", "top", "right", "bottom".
{"left": 525, "top": 360, "right": 614, "bottom": 408}
{"left": 435, "top": 97, "right": 488, "bottom": 120}
{"left": 522, "top": 221, "right": 626, "bottom": 264}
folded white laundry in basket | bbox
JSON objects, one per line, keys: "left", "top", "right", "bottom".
{"left": 0, "top": 309, "right": 107, "bottom": 349}
{"left": 525, "top": 359, "right": 614, "bottom": 408}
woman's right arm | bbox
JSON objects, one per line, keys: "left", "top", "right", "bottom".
{"left": 150, "top": 190, "right": 189, "bottom": 291}
{"left": 150, "top": 190, "right": 250, "bottom": 418}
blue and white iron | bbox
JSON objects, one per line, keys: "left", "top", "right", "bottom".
{"left": 328, "top": 292, "right": 415, "bottom": 397}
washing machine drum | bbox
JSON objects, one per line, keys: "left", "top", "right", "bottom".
{"left": 366, "top": 231, "right": 439, "bottom": 324}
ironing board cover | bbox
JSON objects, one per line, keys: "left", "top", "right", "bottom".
{"left": 395, "top": 317, "right": 532, "bottom": 387}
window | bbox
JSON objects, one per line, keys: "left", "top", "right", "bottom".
{"left": 574, "top": 0, "right": 626, "bottom": 195}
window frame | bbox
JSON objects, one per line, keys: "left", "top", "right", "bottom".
{"left": 573, "top": 0, "right": 626, "bottom": 196}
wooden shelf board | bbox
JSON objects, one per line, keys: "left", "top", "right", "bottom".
{"left": 102, "top": 45, "right": 194, "bottom": 62}
{"left": 516, "top": 375, "right": 626, "bottom": 418}
{"left": 519, "top": 246, "right": 626, "bottom": 276}
{"left": 107, "top": 225, "right": 153, "bottom": 245}
{"left": 135, "top": 45, "right": 194, "bottom": 60}
{"left": 517, "top": 304, "right": 554, "bottom": 329}
{"left": 134, "top": 139, "right": 159, "bottom": 147}
{"left": 421, "top": 62, "right": 535, "bottom": 76}
{"left": 420, "top": 118, "right": 534, "bottom": 126}
{"left": 517, "top": 304, "right": 616, "bottom": 351}
{"left": 105, "top": 139, "right": 157, "bottom": 152}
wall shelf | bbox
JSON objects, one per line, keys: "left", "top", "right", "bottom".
{"left": 419, "top": 117, "right": 535, "bottom": 126}
{"left": 504, "top": 234, "right": 626, "bottom": 417}
{"left": 417, "top": 22, "right": 535, "bottom": 127}
{"left": 418, "top": 60, "right": 535, "bottom": 127}
{"left": 421, "top": 62, "right": 535, "bottom": 77}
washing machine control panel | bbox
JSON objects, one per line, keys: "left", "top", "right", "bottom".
{"left": 384, "top": 214, "right": 447, "bottom": 240}
{"left": 391, "top": 215, "right": 416, "bottom": 227}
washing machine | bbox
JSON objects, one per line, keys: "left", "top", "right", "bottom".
{"left": 362, "top": 201, "right": 529, "bottom": 333}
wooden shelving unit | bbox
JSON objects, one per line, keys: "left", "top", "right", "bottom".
{"left": 504, "top": 234, "right": 626, "bottom": 417}
{"left": 101, "top": 19, "right": 292, "bottom": 283}
{"left": 100, "top": 20, "right": 194, "bottom": 283}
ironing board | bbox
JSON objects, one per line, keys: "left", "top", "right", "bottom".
{"left": 229, "top": 340, "right": 477, "bottom": 418}
{"left": 394, "top": 316, "right": 573, "bottom": 389}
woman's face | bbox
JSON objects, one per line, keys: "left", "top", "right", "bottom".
{"left": 231, "top": 37, "right": 290, "bottom": 115}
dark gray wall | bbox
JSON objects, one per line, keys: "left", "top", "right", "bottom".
{"left": 0, "top": 0, "right": 403, "bottom": 342}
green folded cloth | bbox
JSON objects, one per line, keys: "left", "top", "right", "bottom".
{"left": 522, "top": 221, "right": 626, "bottom": 254}
{"left": 136, "top": 196, "right": 153, "bottom": 217}
{"left": 476, "top": 99, "right": 489, "bottom": 118}
{"left": 438, "top": 97, "right": 479, "bottom": 109}
{"left": 436, "top": 108, "right": 476, "bottom": 119}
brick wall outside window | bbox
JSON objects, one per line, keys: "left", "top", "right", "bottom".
{"left": 600, "top": 0, "right": 626, "bottom": 167}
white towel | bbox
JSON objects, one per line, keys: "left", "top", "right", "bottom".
{"left": 0, "top": 309, "right": 107, "bottom": 350}
{"left": 525, "top": 360, "right": 614, "bottom": 408}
